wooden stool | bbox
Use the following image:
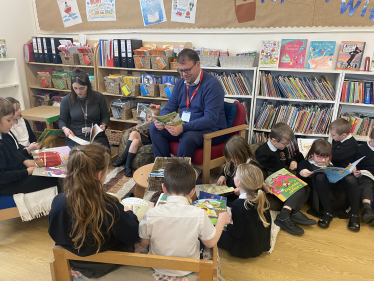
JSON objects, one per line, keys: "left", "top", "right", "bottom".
{"left": 133, "top": 164, "right": 199, "bottom": 199}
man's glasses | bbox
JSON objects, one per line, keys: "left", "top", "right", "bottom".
{"left": 177, "top": 62, "right": 197, "bottom": 74}
{"left": 314, "top": 154, "right": 329, "bottom": 160}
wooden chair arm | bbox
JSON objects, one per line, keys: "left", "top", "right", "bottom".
{"left": 203, "top": 124, "right": 248, "bottom": 140}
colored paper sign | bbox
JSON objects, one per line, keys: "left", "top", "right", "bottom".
{"left": 139, "top": 0, "right": 167, "bottom": 26}
{"left": 56, "top": 0, "right": 82, "bottom": 28}
{"left": 86, "top": 0, "right": 116, "bottom": 22}
{"left": 171, "top": 0, "right": 197, "bottom": 24}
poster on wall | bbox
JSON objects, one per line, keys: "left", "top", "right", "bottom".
{"left": 86, "top": 0, "right": 116, "bottom": 22}
{"left": 56, "top": 0, "right": 82, "bottom": 28}
{"left": 139, "top": 0, "right": 167, "bottom": 26}
{"left": 171, "top": 0, "right": 197, "bottom": 24}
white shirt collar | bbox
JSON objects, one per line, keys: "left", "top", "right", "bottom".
{"left": 184, "top": 69, "right": 202, "bottom": 86}
{"left": 367, "top": 141, "right": 374, "bottom": 152}
{"left": 340, "top": 134, "right": 352, "bottom": 143}
{"left": 267, "top": 140, "right": 277, "bottom": 152}
{"left": 166, "top": 195, "right": 190, "bottom": 205}
{"left": 239, "top": 193, "right": 247, "bottom": 199}
{"left": 0, "top": 132, "right": 2, "bottom": 140}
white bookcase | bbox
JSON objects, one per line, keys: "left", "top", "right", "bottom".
{"left": 249, "top": 68, "right": 344, "bottom": 144}
{"left": 0, "top": 58, "right": 25, "bottom": 108}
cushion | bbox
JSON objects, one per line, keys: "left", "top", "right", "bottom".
{"left": 224, "top": 102, "right": 238, "bottom": 128}
{"left": 0, "top": 195, "right": 16, "bottom": 210}
{"left": 170, "top": 142, "right": 226, "bottom": 165}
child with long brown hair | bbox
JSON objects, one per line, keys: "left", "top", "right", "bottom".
{"left": 218, "top": 163, "right": 271, "bottom": 258}
{"left": 297, "top": 139, "right": 361, "bottom": 231}
{"left": 48, "top": 143, "right": 139, "bottom": 279}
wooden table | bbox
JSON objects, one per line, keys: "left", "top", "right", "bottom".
{"left": 22, "top": 106, "right": 60, "bottom": 146}
{"left": 133, "top": 163, "right": 199, "bottom": 199}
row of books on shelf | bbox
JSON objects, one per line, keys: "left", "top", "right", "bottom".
{"left": 260, "top": 40, "right": 367, "bottom": 71}
{"left": 209, "top": 72, "right": 252, "bottom": 96}
{"left": 254, "top": 102, "right": 333, "bottom": 135}
{"left": 258, "top": 71, "right": 335, "bottom": 101}
{"left": 341, "top": 112, "right": 374, "bottom": 138}
{"left": 340, "top": 80, "right": 374, "bottom": 104}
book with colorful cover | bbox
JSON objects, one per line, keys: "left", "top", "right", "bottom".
{"left": 32, "top": 146, "right": 71, "bottom": 178}
{"left": 336, "top": 41, "right": 366, "bottom": 71}
{"left": 307, "top": 41, "right": 336, "bottom": 70}
{"left": 37, "top": 129, "right": 63, "bottom": 148}
{"left": 297, "top": 138, "right": 317, "bottom": 158}
{"left": 0, "top": 39, "right": 8, "bottom": 59}
{"left": 121, "top": 197, "right": 154, "bottom": 221}
{"left": 195, "top": 184, "right": 234, "bottom": 197}
{"left": 192, "top": 199, "right": 227, "bottom": 225}
{"left": 264, "top": 168, "right": 307, "bottom": 202}
{"left": 259, "top": 40, "right": 281, "bottom": 68}
{"left": 198, "top": 191, "right": 227, "bottom": 203}
{"left": 360, "top": 170, "right": 374, "bottom": 181}
{"left": 278, "top": 39, "right": 308, "bottom": 69}
{"left": 313, "top": 157, "right": 365, "bottom": 183}
{"left": 153, "top": 112, "right": 184, "bottom": 126}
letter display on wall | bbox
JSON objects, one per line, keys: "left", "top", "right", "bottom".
{"left": 35, "top": 0, "right": 374, "bottom": 32}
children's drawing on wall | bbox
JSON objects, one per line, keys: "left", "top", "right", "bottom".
{"left": 0, "top": 39, "right": 8, "bottom": 59}
{"left": 336, "top": 41, "right": 366, "bottom": 71}
{"left": 235, "top": 0, "right": 256, "bottom": 23}
{"left": 171, "top": 0, "right": 197, "bottom": 24}
{"left": 307, "top": 41, "right": 336, "bottom": 70}
{"left": 139, "top": 0, "right": 167, "bottom": 26}
{"left": 86, "top": 0, "right": 116, "bottom": 22}
{"left": 56, "top": 0, "right": 82, "bottom": 28}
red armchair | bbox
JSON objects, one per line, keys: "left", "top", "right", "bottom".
{"left": 169, "top": 101, "right": 248, "bottom": 184}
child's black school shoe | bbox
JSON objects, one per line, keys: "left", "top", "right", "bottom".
{"left": 318, "top": 213, "right": 333, "bottom": 228}
{"left": 347, "top": 214, "right": 360, "bottom": 232}
{"left": 110, "top": 157, "right": 125, "bottom": 167}
{"left": 275, "top": 214, "right": 304, "bottom": 236}
{"left": 362, "top": 208, "right": 374, "bottom": 223}
{"left": 291, "top": 211, "right": 316, "bottom": 225}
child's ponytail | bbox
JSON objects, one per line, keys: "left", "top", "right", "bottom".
{"left": 248, "top": 189, "right": 270, "bottom": 228}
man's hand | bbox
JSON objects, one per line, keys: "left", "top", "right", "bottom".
{"left": 289, "top": 161, "right": 297, "bottom": 170}
{"left": 23, "top": 159, "right": 36, "bottom": 168}
{"left": 165, "top": 124, "right": 183, "bottom": 136}
{"left": 154, "top": 120, "right": 164, "bottom": 131}
{"left": 216, "top": 176, "right": 226, "bottom": 186}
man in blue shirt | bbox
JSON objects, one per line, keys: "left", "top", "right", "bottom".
{"left": 149, "top": 49, "right": 227, "bottom": 158}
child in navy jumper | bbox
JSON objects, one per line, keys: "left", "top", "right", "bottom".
{"left": 218, "top": 163, "right": 271, "bottom": 258}
{"left": 255, "top": 122, "right": 315, "bottom": 236}
{"left": 353, "top": 129, "right": 374, "bottom": 225}
{"left": 329, "top": 118, "right": 360, "bottom": 231}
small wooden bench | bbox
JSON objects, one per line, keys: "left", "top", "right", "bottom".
{"left": 50, "top": 245, "right": 218, "bottom": 281}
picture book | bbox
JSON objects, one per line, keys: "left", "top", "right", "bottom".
{"left": 336, "top": 41, "right": 366, "bottom": 71}
{"left": 264, "top": 169, "right": 307, "bottom": 202}
{"left": 195, "top": 184, "right": 234, "bottom": 197}
{"left": 313, "top": 156, "right": 365, "bottom": 183}
{"left": 153, "top": 112, "right": 184, "bottom": 126}
{"left": 198, "top": 191, "right": 227, "bottom": 204}
{"left": 0, "top": 39, "right": 8, "bottom": 59}
{"left": 192, "top": 199, "right": 227, "bottom": 225}
{"left": 37, "top": 129, "right": 63, "bottom": 148}
{"left": 278, "top": 39, "right": 308, "bottom": 69}
{"left": 68, "top": 124, "right": 103, "bottom": 145}
{"left": 155, "top": 193, "right": 193, "bottom": 207}
{"left": 32, "top": 146, "right": 71, "bottom": 178}
{"left": 360, "top": 170, "right": 374, "bottom": 181}
{"left": 259, "top": 40, "right": 281, "bottom": 68}
{"left": 307, "top": 41, "right": 336, "bottom": 70}
{"left": 297, "top": 138, "right": 317, "bottom": 158}
{"left": 121, "top": 197, "right": 154, "bottom": 221}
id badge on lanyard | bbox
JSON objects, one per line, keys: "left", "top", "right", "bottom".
{"left": 185, "top": 70, "right": 203, "bottom": 123}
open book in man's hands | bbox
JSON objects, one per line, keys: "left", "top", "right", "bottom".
{"left": 68, "top": 124, "right": 103, "bottom": 145}
{"left": 153, "top": 112, "right": 184, "bottom": 126}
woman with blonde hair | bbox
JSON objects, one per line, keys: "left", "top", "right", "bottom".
{"left": 218, "top": 163, "right": 271, "bottom": 258}
{"left": 48, "top": 143, "right": 139, "bottom": 279}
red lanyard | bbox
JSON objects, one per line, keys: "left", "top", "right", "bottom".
{"left": 186, "top": 70, "right": 203, "bottom": 110}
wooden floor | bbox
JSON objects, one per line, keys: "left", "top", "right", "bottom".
{"left": 1, "top": 206, "right": 374, "bottom": 281}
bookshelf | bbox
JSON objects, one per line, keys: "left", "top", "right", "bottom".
{"left": 250, "top": 68, "right": 344, "bottom": 144}
{"left": 337, "top": 71, "right": 374, "bottom": 142}
{"left": 0, "top": 58, "right": 24, "bottom": 108}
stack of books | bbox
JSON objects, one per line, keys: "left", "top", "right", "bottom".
{"left": 254, "top": 102, "right": 333, "bottom": 135}
{"left": 340, "top": 80, "right": 374, "bottom": 104}
{"left": 209, "top": 72, "right": 252, "bottom": 96}
{"left": 259, "top": 71, "right": 335, "bottom": 101}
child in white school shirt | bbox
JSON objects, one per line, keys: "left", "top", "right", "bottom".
{"left": 139, "top": 159, "right": 230, "bottom": 280}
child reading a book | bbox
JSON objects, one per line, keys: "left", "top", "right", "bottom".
{"left": 218, "top": 163, "right": 271, "bottom": 259}
{"left": 329, "top": 118, "right": 360, "bottom": 231}
{"left": 111, "top": 104, "right": 160, "bottom": 177}
{"left": 0, "top": 97, "right": 59, "bottom": 195}
{"left": 297, "top": 139, "right": 361, "bottom": 232}
{"left": 48, "top": 143, "right": 140, "bottom": 279}
{"left": 353, "top": 129, "right": 374, "bottom": 226}
{"left": 216, "top": 135, "right": 266, "bottom": 206}
{"left": 139, "top": 159, "right": 230, "bottom": 279}
{"left": 255, "top": 122, "right": 315, "bottom": 236}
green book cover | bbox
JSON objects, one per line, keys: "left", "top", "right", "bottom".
{"left": 192, "top": 199, "right": 227, "bottom": 225}
{"left": 153, "top": 112, "right": 184, "bottom": 126}
{"left": 37, "top": 129, "right": 63, "bottom": 148}
{"left": 264, "top": 168, "right": 306, "bottom": 202}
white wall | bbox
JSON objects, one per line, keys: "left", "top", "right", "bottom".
{"left": 0, "top": 0, "right": 37, "bottom": 108}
